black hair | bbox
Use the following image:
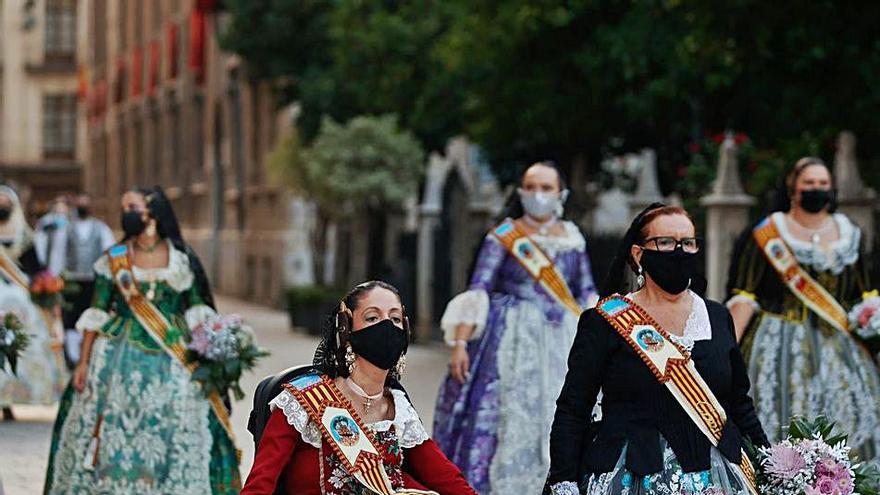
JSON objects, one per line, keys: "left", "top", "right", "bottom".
{"left": 312, "top": 280, "right": 409, "bottom": 383}
{"left": 600, "top": 202, "right": 706, "bottom": 297}
{"left": 123, "top": 186, "right": 216, "bottom": 309}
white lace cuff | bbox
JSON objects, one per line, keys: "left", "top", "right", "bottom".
{"left": 270, "top": 389, "right": 323, "bottom": 448}
{"left": 185, "top": 304, "right": 218, "bottom": 330}
{"left": 550, "top": 481, "right": 580, "bottom": 495}
{"left": 76, "top": 308, "right": 111, "bottom": 332}
{"left": 726, "top": 293, "right": 760, "bottom": 312}
{"left": 441, "top": 289, "right": 490, "bottom": 345}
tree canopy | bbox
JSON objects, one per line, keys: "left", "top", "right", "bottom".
{"left": 221, "top": 0, "right": 880, "bottom": 185}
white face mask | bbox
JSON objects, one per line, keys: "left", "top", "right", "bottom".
{"left": 517, "top": 188, "right": 569, "bottom": 220}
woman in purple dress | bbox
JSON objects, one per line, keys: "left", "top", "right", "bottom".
{"left": 433, "top": 162, "right": 599, "bottom": 494}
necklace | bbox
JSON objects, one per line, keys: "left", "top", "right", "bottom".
{"left": 346, "top": 377, "right": 384, "bottom": 414}
{"left": 135, "top": 238, "right": 161, "bottom": 253}
{"left": 521, "top": 215, "right": 558, "bottom": 236}
{"left": 788, "top": 215, "right": 835, "bottom": 246}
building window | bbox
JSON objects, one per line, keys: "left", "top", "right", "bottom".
{"left": 45, "top": 0, "right": 76, "bottom": 63}
{"left": 43, "top": 94, "right": 77, "bottom": 159}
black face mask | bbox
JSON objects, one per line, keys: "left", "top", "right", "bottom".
{"left": 799, "top": 189, "right": 833, "bottom": 214}
{"left": 348, "top": 319, "right": 408, "bottom": 371}
{"left": 121, "top": 211, "right": 147, "bottom": 237}
{"left": 0, "top": 208, "right": 11, "bottom": 222}
{"left": 639, "top": 247, "right": 699, "bottom": 295}
{"left": 77, "top": 206, "right": 90, "bottom": 218}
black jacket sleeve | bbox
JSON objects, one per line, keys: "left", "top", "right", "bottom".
{"left": 548, "top": 309, "right": 615, "bottom": 484}
{"left": 724, "top": 310, "right": 769, "bottom": 448}
{"left": 19, "top": 245, "right": 45, "bottom": 277}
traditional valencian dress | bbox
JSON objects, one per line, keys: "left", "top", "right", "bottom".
{"left": 241, "top": 372, "right": 477, "bottom": 494}
{"left": 44, "top": 241, "right": 240, "bottom": 494}
{"left": 728, "top": 211, "right": 880, "bottom": 460}
{"left": 433, "top": 219, "right": 598, "bottom": 494}
{"left": 547, "top": 292, "right": 768, "bottom": 495}
{"left": 0, "top": 229, "right": 67, "bottom": 407}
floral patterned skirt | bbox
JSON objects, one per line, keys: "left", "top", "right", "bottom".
{"left": 743, "top": 313, "right": 880, "bottom": 462}
{"left": 583, "top": 440, "right": 751, "bottom": 495}
{"left": 44, "top": 327, "right": 240, "bottom": 494}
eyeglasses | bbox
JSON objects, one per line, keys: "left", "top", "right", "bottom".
{"left": 641, "top": 236, "right": 702, "bottom": 253}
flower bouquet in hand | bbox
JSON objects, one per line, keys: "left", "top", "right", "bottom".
{"left": 186, "top": 313, "right": 269, "bottom": 400}
{"left": 30, "top": 270, "right": 65, "bottom": 309}
{"left": 756, "top": 416, "right": 880, "bottom": 495}
{"left": 0, "top": 311, "right": 28, "bottom": 374}
{"left": 849, "top": 293, "right": 880, "bottom": 353}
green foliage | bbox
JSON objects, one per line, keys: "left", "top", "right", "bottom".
{"left": 221, "top": 1, "right": 880, "bottom": 187}
{"left": 271, "top": 114, "right": 425, "bottom": 217}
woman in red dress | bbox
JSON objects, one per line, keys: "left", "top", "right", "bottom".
{"left": 242, "top": 281, "right": 477, "bottom": 495}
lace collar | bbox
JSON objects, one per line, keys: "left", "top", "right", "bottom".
{"left": 625, "top": 291, "right": 710, "bottom": 352}
{"left": 770, "top": 212, "right": 861, "bottom": 275}
{"left": 94, "top": 240, "right": 195, "bottom": 292}
{"left": 270, "top": 386, "right": 430, "bottom": 449}
{"left": 506, "top": 219, "right": 586, "bottom": 257}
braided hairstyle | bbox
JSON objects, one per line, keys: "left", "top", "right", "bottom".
{"left": 600, "top": 202, "right": 706, "bottom": 297}
{"left": 312, "top": 280, "right": 411, "bottom": 384}
{"left": 123, "top": 186, "right": 216, "bottom": 309}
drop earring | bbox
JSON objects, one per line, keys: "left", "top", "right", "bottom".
{"left": 394, "top": 355, "right": 407, "bottom": 378}
{"left": 637, "top": 266, "right": 645, "bottom": 288}
{"left": 345, "top": 343, "right": 356, "bottom": 374}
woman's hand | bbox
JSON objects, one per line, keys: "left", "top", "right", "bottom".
{"left": 73, "top": 362, "right": 89, "bottom": 392}
{"left": 449, "top": 344, "right": 470, "bottom": 384}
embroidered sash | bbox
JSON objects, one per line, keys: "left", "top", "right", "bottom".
{"left": 0, "top": 249, "right": 29, "bottom": 290}
{"left": 284, "top": 374, "right": 438, "bottom": 495}
{"left": 596, "top": 296, "right": 759, "bottom": 495}
{"left": 753, "top": 217, "right": 849, "bottom": 333}
{"left": 105, "top": 244, "right": 238, "bottom": 446}
{"left": 491, "top": 219, "right": 583, "bottom": 316}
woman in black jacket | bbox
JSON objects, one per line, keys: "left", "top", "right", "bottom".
{"left": 547, "top": 203, "right": 768, "bottom": 495}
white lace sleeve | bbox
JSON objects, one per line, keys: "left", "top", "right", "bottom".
{"left": 390, "top": 389, "right": 429, "bottom": 448}
{"left": 76, "top": 308, "right": 110, "bottom": 332}
{"left": 440, "top": 289, "right": 490, "bottom": 345}
{"left": 726, "top": 292, "right": 761, "bottom": 312}
{"left": 269, "top": 389, "right": 323, "bottom": 448}
{"left": 550, "top": 481, "right": 580, "bottom": 495}
{"left": 184, "top": 304, "right": 217, "bottom": 330}
{"left": 93, "top": 253, "right": 111, "bottom": 278}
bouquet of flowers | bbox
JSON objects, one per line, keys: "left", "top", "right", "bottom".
{"left": 186, "top": 313, "right": 269, "bottom": 400}
{"left": 756, "top": 417, "right": 880, "bottom": 495}
{"left": 848, "top": 293, "right": 880, "bottom": 352}
{"left": 0, "top": 310, "right": 28, "bottom": 374}
{"left": 30, "top": 270, "right": 65, "bottom": 309}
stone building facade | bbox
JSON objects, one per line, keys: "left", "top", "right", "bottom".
{"left": 81, "top": 0, "right": 297, "bottom": 304}
{"left": 0, "top": 0, "right": 85, "bottom": 214}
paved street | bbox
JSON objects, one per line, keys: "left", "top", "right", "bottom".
{"left": 0, "top": 296, "right": 450, "bottom": 494}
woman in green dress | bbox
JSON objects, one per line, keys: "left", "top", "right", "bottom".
{"left": 44, "top": 187, "right": 240, "bottom": 494}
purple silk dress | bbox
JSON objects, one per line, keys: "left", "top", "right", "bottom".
{"left": 433, "top": 220, "right": 598, "bottom": 494}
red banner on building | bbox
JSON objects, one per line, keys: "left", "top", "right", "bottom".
{"left": 189, "top": 10, "right": 206, "bottom": 84}
{"left": 167, "top": 23, "right": 179, "bottom": 80}
{"left": 148, "top": 40, "right": 160, "bottom": 95}
{"left": 131, "top": 47, "right": 144, "bottom": 97}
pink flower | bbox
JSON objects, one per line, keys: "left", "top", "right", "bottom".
{"left": 858, "top": 306, "right": 877, "bottom": 328}
{"left": 817, "top": 476, "right": 837, "bottom": 494}
{"left": 765, "top": 444, "right": 807, "bottom": 479}
{"left": 805, "top": 487, "right": 823, "bottom": 495}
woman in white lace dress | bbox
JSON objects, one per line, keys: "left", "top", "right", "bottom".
{"left": 434, "top": 162, "right": 599, "bottom": 494}
{"left": 727, "top": 157, "right": 880, "bottom": 461}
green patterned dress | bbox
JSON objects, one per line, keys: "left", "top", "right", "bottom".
{"left": 44, "top": 242, "right": 240, "bottom": 494}
{"left": 727, "top": 212, "right": 880, "bottom": 462}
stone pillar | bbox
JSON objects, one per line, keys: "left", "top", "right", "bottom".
{"left": 628, "top": 149, "right": 665, "bottom": 218}
{"left": 833, "top": 131, "right": 876, "bottom": 251}
{"left": 700, "top": 134, "right": 755, "bottom": 300}
{"left": 415, "top": 153, "right": 448, "bottom": 342}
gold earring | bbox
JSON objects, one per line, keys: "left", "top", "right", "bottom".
{"left": 345, "top": 343, "right": 356, "bottom": 374}
{"left": 394, "top": 355, "right": 407, "bottom": 377}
